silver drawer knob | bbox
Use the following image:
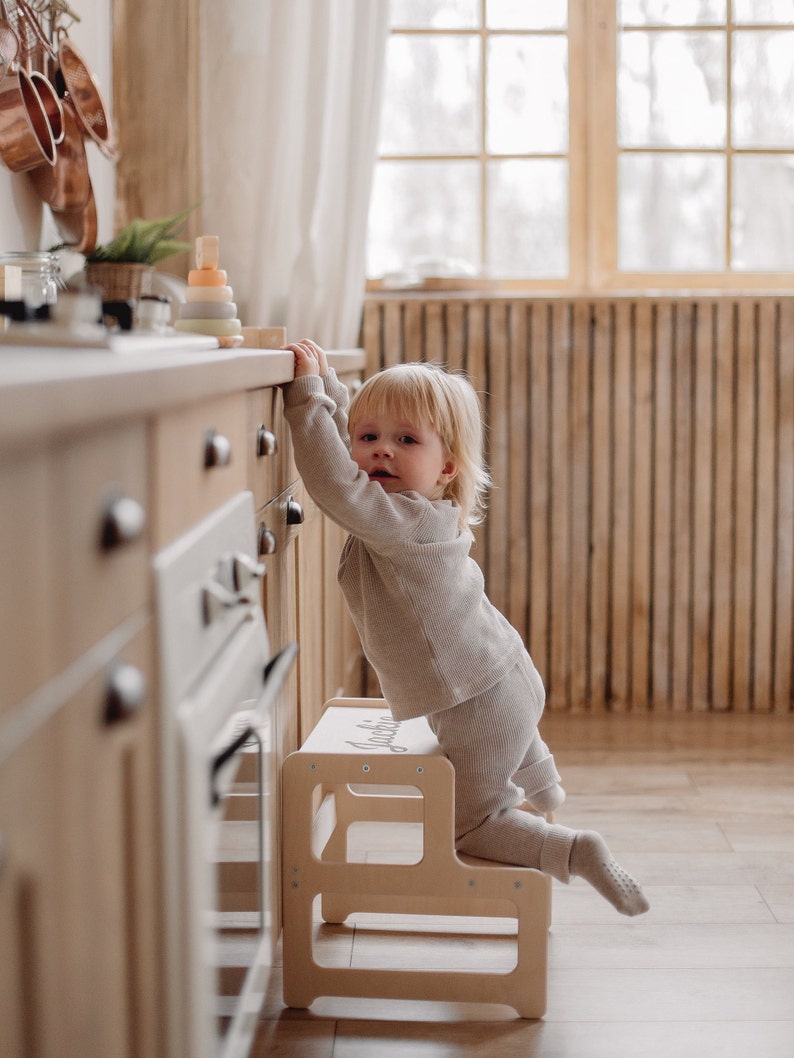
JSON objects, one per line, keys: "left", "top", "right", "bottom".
{"left": 205, "top": 428, "right": 232, "bottom": 468}
{"left": 258, "top": 525, "right": 277, "bottom": 556}
{"left": 105, "top": 663, "right": 146, "bottom": 724}
{"left": 256, "top": 425, "right": 278, "bottom": 457}
{"left": 100, "top": 494, "right": 146, "bottom": 550}
{"left": 286, "top": 498, "right": 304, "bottom": 525}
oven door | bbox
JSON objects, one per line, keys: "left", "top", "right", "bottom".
{"left": 178, "top": 616, "right": 296, "bottom": 1058}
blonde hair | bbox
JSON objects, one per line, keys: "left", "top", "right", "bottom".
{"left": 348, "top": 362, "right": 492, "bottom": 529}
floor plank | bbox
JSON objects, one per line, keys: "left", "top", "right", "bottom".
{"left": 256, "top": 713, "right": 794, "bottom": 1056}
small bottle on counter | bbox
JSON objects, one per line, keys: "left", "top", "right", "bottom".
{"left": 135, "top": 295, "right": 173, "bottom": 335}
{"left": 0, "top": 252, "right": 64, "bottom": 308}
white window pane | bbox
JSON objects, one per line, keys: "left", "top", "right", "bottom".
{"left": 732, "top": 155, "right": 794, "bottom": 270}
{"left": 486, "top": 0, "right": 567, "bottom": 30}
{"left": 619, "top": 0, "right": 725, "bottom": 24}
{"left": 379, "top": 35, "right": 480, "bottom": 155}
{"left": 366, "top": 160, "right": 480, "bottom": 277}
{"left": 733, "top": 31, "right": 794, "bottom": 148}
{"left": 618, "top": 154, "right": 725, "bottom": 271}
{"left": 733, "top": 0, "right": 794, "bottom": 24}
{"left": 487, "top": 37, "right": 568, "bottom": 153}
{"left": 619, "top": 32, "right": 726, "bottom": 147}
{"left": 390, "top": 0, "right": 479, "bottom": 29}
{"left": 487, "top": 159, "right": 568, "bottom": 278}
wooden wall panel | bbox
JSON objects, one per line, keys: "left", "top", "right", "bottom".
{"left": 362, "top": 294, "right": 794, "bottom": 714}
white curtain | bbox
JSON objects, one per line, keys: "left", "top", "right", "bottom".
{"left": 199, "top": 0, "right": 390, "bottom": 348}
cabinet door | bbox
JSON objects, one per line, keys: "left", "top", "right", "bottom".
{"left": 0, "top": 623, "right": 160, "bottom": 1058}
{"left": 54, "top": 623, "right": 160, "bottom": 1058}
{"left": 0, "top": 710, "right": 61, "bottom": 1058}
{"left": 0, "top": 449, "right": 56, "bottom": 716}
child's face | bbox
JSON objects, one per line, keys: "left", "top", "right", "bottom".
{"left": 351, "top": 410, "right": 458, "bottom": 501}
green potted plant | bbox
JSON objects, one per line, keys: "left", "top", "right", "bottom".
{"left": 83, "top": 206, "right": 195, "bottom": 300}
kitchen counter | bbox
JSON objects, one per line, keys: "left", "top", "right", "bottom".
{"left": 0, "top": 340, "right": 365, "bottom": 451}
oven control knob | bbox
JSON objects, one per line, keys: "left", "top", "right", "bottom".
{"left": 256, "top": 425, "right": 278, "bottom": 457}
{"left": 204, "top": 428, "right": 232, "bottom": 468}
{"left": 202, "top": 581, "right": 238, "bottom": 624}
{"left": 258, "top": 525, "right": 277, "bottom": 556}
{"left": 105, "top": 663, "right": 146, "bottom": 724}
{"left": 286, "top": 497, "right": 304, "bottom": 525}
{"left": 232, "top": 552, "right": 266, "bottom": 591}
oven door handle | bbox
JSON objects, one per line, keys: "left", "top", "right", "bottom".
{"left": 257, "top": 640, "right": 299, "bottom": 722}
{"left": 209, "top": 641, "right": 298, "bottom": 805}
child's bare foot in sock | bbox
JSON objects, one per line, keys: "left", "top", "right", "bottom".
{"left": 569, "top": 831, "right": 650, "bottom": 917}
{"left": 524, "top": 782, "right": 566, "bottom": 814}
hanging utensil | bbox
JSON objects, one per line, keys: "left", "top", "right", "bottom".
{"left": 54, "top": 27, "right": 116, "bottom": 159}
{"left": 28, "top": 97, "right": 89, "bottom": 211}
{"left": 0, "top": 0, "right": 19, "bottom": 81}
{"left": 14, "top": 0, "right": 63, "bottom": 143}
{"left": 15, "top": 0, "right": 50, "bottom": 55}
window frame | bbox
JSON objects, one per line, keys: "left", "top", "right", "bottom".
{"left": 366, "top": 0, "right": 794, "bottom": 295}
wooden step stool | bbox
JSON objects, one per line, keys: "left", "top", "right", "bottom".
{"left": 281, "top": 698, "right": 551, "bottom": 1018}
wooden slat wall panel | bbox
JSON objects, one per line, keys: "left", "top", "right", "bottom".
{"left": 362, "top": 295, "right": 794, "bottom": 714}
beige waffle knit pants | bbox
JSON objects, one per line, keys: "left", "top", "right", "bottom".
{"left": 426, "top": 655, "right": 575, "bottom": 883}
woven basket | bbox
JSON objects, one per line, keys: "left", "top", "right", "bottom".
{"left": 84, "top": 262, "right": 154, "bottom": 300}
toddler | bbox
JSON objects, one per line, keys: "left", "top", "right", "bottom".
{"left": 283, "top": 339, "right": 649, "bottom": 917}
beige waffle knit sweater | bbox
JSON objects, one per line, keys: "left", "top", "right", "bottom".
{"left": 283, "top": 372, "right": 525, "bottom": 720}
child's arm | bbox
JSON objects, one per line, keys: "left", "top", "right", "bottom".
{"left": 286, "top": 339, "right": 350, "bottom": 444}
{"left": 288, "top": 339, "right": 326, "bottom": 378}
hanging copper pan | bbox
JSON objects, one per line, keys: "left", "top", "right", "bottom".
{"left": 0, "top": 61, "right": 55, "bottom": 170}
{"left": 54, "top": 28, "right": 116, "bottom": 159}
{"left": 14, "top": 0, "right": 64, "bottom": 145}
{"left": 28, "top": 97, "right": 89, "bottom": 211}
{"left": 50, "top": 174, "right": 97, "bottom": 255}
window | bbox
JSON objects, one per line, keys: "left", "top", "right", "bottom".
{"left": 366, "top": 0, "right": 794, "bottom": 291}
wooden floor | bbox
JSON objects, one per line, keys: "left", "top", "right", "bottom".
{"left": 254, "top": 712, "right": 794, "bottom": 1057}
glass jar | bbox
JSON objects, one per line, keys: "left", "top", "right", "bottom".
{"left": 0, "top": 251, "right": 64, "bottom": 308}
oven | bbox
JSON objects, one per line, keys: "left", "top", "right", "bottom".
{"left": 154, "top": 490, "right": 296, "bottom": 1058}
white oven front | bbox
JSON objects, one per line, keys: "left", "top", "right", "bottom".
{"left": 154, "top": 492, "right": 296, "bottom": 1058}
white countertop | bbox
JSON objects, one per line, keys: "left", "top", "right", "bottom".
{"left": 0, "top": 336, "right": 364, "bottom": 451}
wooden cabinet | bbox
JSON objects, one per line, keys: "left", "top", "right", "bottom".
{"left": 0, "top": 347, "right": 365, "bottom": 1057}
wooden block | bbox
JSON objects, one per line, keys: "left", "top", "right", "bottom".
{"left": 195, "top": 235, "right": 219, "bottom": 270}
{"left": 239, "top": 325, "right": 288, "bottom": 349}
{"left": 258, "top": 326, "right": 287, "bottom": 348}
{"left": 0, "top": 265, "right": 22, "bottom": 300}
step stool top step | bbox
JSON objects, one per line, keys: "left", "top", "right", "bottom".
{"left": 299, "top": 706, "right": 443, "bottom": 758}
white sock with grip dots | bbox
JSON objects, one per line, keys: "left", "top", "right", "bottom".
{"left": 569, "top": 830, "right": 650, "bottom": 917}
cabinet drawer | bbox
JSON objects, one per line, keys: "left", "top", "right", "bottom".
{"left": 247, "top": 387, "right": 291, "bottom": 510}
{"left": 50, "top": 423, "right": 149, "bottom": 671}
{"left": 150, "top": 392, "right": 247, "bottom": 547}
